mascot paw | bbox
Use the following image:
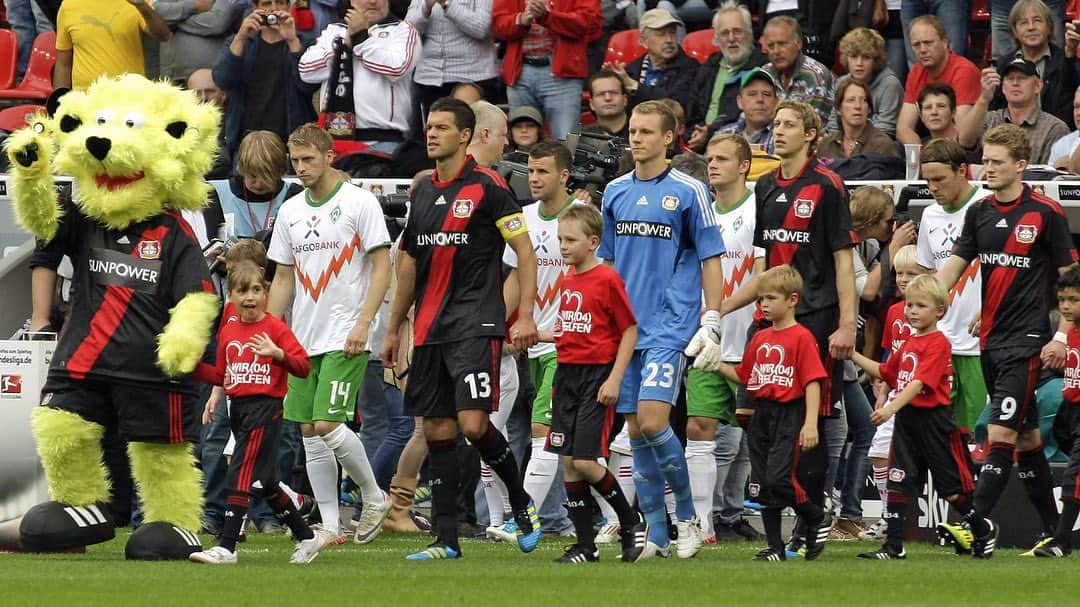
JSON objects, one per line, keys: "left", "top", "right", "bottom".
{"left": 4, "top": 122, "right": 52, "bottom": 175}
{"left": 125, "top": 521, "right": 203, "bottom": 561}
{"left": 155, "top": 340, "right": 201, "bottom": 377}
{"left": 19, "top": 501, "right": 115, "bottom": 552}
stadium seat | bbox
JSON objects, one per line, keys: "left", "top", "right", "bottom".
{"left": 604, "top": 29, "right": 645, "bottom": 66}
{"left": 0, "top": 103, "right": 45, "bottom": 132}
{"left": 0, "top": 32, "right": 56, "bottom": 102}
{"left": 681, "top": 29, "right": 720, "bottom": 64}
{"left": 0, "top": 29, "right": 18, "bottom": 90}
{"left": 972, "top": 0, "right": 989, "bottom": 22}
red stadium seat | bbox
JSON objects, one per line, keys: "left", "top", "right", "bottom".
{"left": 0, "top": 103, "right": 45, "bottom": 132}
{"left": 681, "top": 29, "right": 720, "bottom": 64}
{"left": 1069, "top": 0, "right": 1080, "bottom": 21}
{"left": 0, "top": 32, "right": 56, "bottom": 102}
{"left": 0, "top": 29, "right": 18, "bottom": 90}
{"left": 972, "top": 0, "right": 990, "bottom": 22}
{"left": 604, "top": 29, "right": 645, "bottom": 66}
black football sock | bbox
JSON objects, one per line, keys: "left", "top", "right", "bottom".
{"left": 268, "top": 491, "right": 313, "bottom": 541}
{"left": 565, "top": 480, "right": 596, "bottom": 548}
{"left": 427, "top": 438, "right": 461, "bottom": 551}
{"left": 1017, "top": 446, "right": 1059, "bottom": 535}
{"left": 471, "top": 422, "right": 530, "bottom": 511}
{"left": 949, "top": 492, "right": 974, "bottom": 517}
{"left": 884, "top": 493, "right": 907, "bottom": 550}
{"left": 220, "top": 493, "right": 250, "bottom": 553}
{"left": 973, "top": 442, "right": 1015, "bottom": 520}
{"left": 591, "top": 470, "right": 639, "bottom": 528}
{"left": 762, "top": 507, "right": 783, "bottom": 552}
{"left": 793, "top": 500, "right": 824, "bottom": 527}
{"left": 1056, "top": 499, "right": 1079, "bottom": 552}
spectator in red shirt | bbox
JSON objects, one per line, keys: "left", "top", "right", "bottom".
{"left": 896, "top": 15, "right": 981, "bottom": 145}
{"left": 492, "top": 0, "right": 603, "bottom": 141}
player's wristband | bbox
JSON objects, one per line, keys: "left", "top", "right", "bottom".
{"left": 1054, "top": 331, "right": 1068, "bottom": 345}
{"left": 701, "top": 309, "right": 722, "bottom": 329}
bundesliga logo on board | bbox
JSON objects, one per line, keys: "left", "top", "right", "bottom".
{"left": 1015, "top": 224, "right": 1037, "bottom": 244}
{"left": 0, "top": 374, "right": 22, "bottom": 395}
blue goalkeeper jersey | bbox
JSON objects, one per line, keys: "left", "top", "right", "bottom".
{"left": 599, "top": 167, "right": 725, "bottom": 350}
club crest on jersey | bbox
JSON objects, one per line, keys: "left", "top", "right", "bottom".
{"left": 661, "top": 195, "right": 679, "bottom": 211}
{"left": 733, "top": 216, "right": 744, "bottom": 232}
{"left": 330, "top": 205, "right": 341, "bottom": 223}
{"left": 136, "top": 240, "right": 161, "bottom": 260}
{"left": 549, "top": 432, "right": 565, "bottom": 447}
{"left": 1015, "top": 224, "right": 1037, "bottom": 244}
{"left": 794, "top": 198, "right": 814, "bottom": 219}
{"left": 888, "top": 468, "right": 906, "bottom": 483}
{"left": 453, "top": 199, "right": 475, "bottom": 218}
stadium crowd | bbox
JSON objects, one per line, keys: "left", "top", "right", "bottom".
{"left": 9, "top": 0, "right": 1080, "bottom": 564}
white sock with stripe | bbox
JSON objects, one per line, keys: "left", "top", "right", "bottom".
{"left": 608, "top": 452, "right": 636, "bottom": 506}
{"left": 524, "top": 437, "right": 558, "bottom": 507}
{"left": 686, "top": 439, "right": 717, "bottom": 536}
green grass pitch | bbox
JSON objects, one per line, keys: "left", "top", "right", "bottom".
{"left": 6, "top": 531, "right": 1080, "bottom": 606}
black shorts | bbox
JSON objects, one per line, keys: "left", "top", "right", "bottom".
{"left": 1058, "top": 403, "right": 1080, "bottom": 502}
{"left": 547, "top": 363, "right": 617, "bottom": 460}
{"left": 886, "top": 405, "right": 976, "bottom": 497}
{"left": 41, "top": 376, "right": 198, "bottom": 443}
{"left": 227, "top": 395, "right": 285, "bottom": 499}
{"left": 748, "top": 309, "right": 842, "bottom": 418}
{"left": 981, "top": 346, "right": 1041, "bottom": 432}
{"left": 746, "top": 399, "right": 826, "bottom": 508}
{"left": 404, "top": 337, "right": 502, "bottom": 418}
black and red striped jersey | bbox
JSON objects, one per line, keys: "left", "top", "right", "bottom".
{"left": 753, "top": 156, "right": 854, "bottom": 315}
{"left": 952, "top": 184, "right": 1077, "bottom": 351}
{"left": 36, "top": 197, "right": 214, "bottom": 389}
{"left": 402, "top": 156, "right": 527, "bottom": 346}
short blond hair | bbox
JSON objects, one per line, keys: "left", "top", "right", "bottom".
{"left": 983, "top": 123, "right": 1032, "bottom": 163}
{"left": 560, "top": 204, "right": 604, "bottom": 239}
{"left": 469, "top": 100, "right": 507, "bottom": 145}
{"left": 287, "top": 123, "right": 333, "bottom": 153}
{"left": 757, "top": 264, "right": 803, "bottom": 298}
{"left": 904, "top": 274, "right": 949, "bottom": 314}
{"left": 893, "top": 244, "right": 920, "bottom": 272}
{"left": 221, "top": 238, "right": 267, "bottom": 269}
{"left": 632, "top": 100, "right": 677, "bottom": 134}
{"left": 237, "top": 131, "right": 287, "bottom": 187}
{"left": 775, "top": 100, "right": 820, "bottom": 145}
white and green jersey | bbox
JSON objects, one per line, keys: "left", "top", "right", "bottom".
{"left": 503, "top": 198, "right": 580, "bottom": 358}
{"left": 268, "top": 181, "right": 391, "bottom": 356}
{"left": 915, "top": 186, "right": 989, "bottom": 356}
{"left": 716, "top": 191, "right": 763, "bottom": 362}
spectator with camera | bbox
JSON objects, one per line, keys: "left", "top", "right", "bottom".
{"left": 685, "top": 2, "right": 767, "bottom": 152}
{"left": 213, "top": 0, "right": 318, "bottom": 157}
{"left": 300, "top": 0, "right": 422, "bottom": 158}
{"left": 958, "top": 56, "right": 1069, "bottom": 164}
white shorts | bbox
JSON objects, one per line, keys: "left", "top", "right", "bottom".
{"left": 868, "top": 415, "right": 895, "bottom": 460}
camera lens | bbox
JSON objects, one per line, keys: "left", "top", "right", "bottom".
{"left": 265, "top": 14, "right": 279, "bottom": 25}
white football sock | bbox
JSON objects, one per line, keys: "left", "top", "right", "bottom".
{"left": 686, "top": 439, "right": 717, "bottom": 536}
{"left": 482, "top": 462, "right": 509, "bottom": 527}
{"left": 276, "top": 481, "right": 301, "bottom": 508}
{"left": 524, "top": 436, "right": 558, "bottom": 506}
{"left": 608, "top": 452, "right": 636, "bottom": 506}
{"left": 664, "top": 484, "right": 675, "bottom": 517}
{"left": 323, "top": 425, "right": 386, "bottom": 505}
{"left": 873, "top": 465, "right": 889, "bottom": 506}
{"left": 303, "top": 436, "right": 340, "bottom": 535}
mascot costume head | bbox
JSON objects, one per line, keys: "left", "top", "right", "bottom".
{"left": 5, "top": 75, "right": 221, "bottom": 559}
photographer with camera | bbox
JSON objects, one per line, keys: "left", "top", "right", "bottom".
{"left": 213, "top": 0, "right": 318, "bottom": 158}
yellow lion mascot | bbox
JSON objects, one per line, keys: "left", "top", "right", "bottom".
{"left": 4, "top": 74, "right": 221, "bottom": 560}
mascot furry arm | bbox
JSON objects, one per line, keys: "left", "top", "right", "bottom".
{"left": 5, "top": 76, "right": 223, "bottom": 559}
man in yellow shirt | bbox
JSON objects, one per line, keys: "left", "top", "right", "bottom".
{"left": 55, "top": 0, "right": 171, "bottom": 90}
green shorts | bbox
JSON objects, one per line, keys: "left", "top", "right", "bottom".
{"left": 284, "top": 351, "right": 369, "bottom": 424}
{"left": 951, "top": 354, "right": 987, "bottom": 433}
{"left": 686, "top": 367, "right": 738, "bottom": 424}
{"left": 529, "top": 351, "right": 558, "bottom": 426}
